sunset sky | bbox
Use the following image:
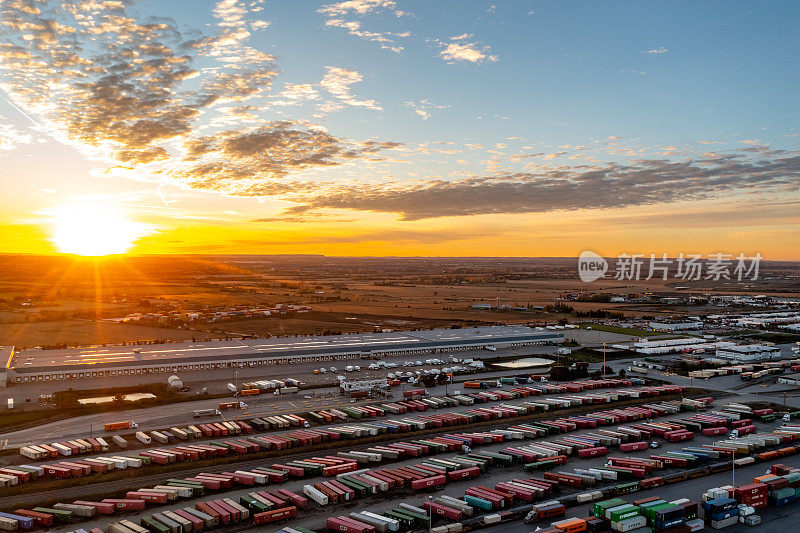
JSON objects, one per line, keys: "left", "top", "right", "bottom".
{"left": 0, "top": 0, "right": 798, "bottom": 258}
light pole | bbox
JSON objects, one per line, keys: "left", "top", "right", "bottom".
{"left": 603, "top": 342, "right": 607, "bottom": 378}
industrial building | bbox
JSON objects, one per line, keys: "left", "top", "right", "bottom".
{"left": 648, "top": 320, "right": 703, "bottom": 331}
{"left": 0, "top": 325, "right": 563, "bottom": 387}
{"left": 621, "top": 337, "right": 736, "bottom": 355}
{"left": 715, "top": 344, "right": 784, "bottom": 363}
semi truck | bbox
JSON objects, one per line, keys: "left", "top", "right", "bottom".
{"left": 104, "top": 421, "right": 137, "bottom": 432}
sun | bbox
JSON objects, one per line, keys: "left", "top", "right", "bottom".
{"left": 49, "top": 200, "right": 155, "bottom": 256}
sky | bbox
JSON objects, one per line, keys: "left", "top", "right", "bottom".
{"left": 0, "top": 0, "right": 798, "bottom": 258}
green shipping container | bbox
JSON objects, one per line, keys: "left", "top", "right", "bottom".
{"left": 141, "top": 516, "right": 170, "bottom": 533}
{"left": 593, "top": 498, "right": 626, "bottom": 518}
{"left": 33, "top": 507, "right": 73, "bottom": 523}
{"left": 644, "top": 503, "right": 677, "bottom": 524}
{"left": 609, "top": 505, "right": 640, "bottom": 523}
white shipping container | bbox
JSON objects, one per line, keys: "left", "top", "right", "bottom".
{"left": 52, "top": 442, "right": 72, "bottom": 456}
{"left": 162, "top": 511, "right": 192, "bottom": 531}
{"left": 20, "top": 446, "right": 44, "bottom": 460}
{"left": 302, "top": 484, "right": 329, "bottom": 506}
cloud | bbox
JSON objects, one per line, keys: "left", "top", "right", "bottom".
{"left": 318, "top": 0, "right": 399, "bottom": 16}
{"left": 0, "top": 0, "right": 397, "bottom": 192}
{"left": 404, "top": 99, "right": 449, "bottom": 120}
{"left": 320, "top": 67, "right": 382, "bottom": 110}
{"left": 324, "top": 18, "right": 406, "bottom": 53}
{"left": 0, "top": 118, "right": 36, "bottom": 152}
{"left": 642, "top": 46, "right": 668, "bottom": 54}
{"left": 318, "top": 0, "right": 409, "bottom": 53}
{"left": 276, "top": 148, "right": 800, "bottom": 220}
{"left": 271, "top": 83, "right": 320, "bottom": 106}
{"left": 437, "top": 35, "right": 498, "bottom": 63}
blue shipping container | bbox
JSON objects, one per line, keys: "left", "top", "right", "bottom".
{"left": 0, "top": 511, "right": 35, "bottom": 529}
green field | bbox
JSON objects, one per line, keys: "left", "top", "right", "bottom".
{"left": 580, "top": 324, "right": 664, "bottom": 337}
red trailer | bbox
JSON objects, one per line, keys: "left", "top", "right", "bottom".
{"left": 577, "top": 446, "right": 607, "bottom": 458}
{"left": 220, "top": 471, "right": 255, "bottom": 486}
{"left": 12, "top": 509, "right": 53, "bottom": 527}
{"left": 619, "top": 441, "right": 648, "bottom": 452}
{"left": 447, "top": 467, "right": 481, "bottom": 481}
{"left": 424, "top": 501, "right": 462, "bottom": 520}
{"left": 127, "top": 491, "right": 168, "bottom": 504}
{"left": 204, "top": 500, "right": 231, "bottom": 524}
{"left": 411, "top": 475, "right": 446, "bottom": 491}
{"left": 214, "top": 499, "right": 241, "bottom": 522}
{"left": 101, "top": 499, "right": 146, "bottom": 511}
{"left": 174, "top": 509, "right": 204, "bottom": 531}
{"left": 326, "top": 515, "right": 375, "bottom": 533}
{"left": 73, "top": 500, "right": 115, "bottom": 515}
{"left": 44, "top": 465, "right": 72, "bottom": 479}
{"left": 271, "top": 463, "right": 305, "bottom": 477}
{"left": 253, "top": 506, "right": 297, "bottom": 525}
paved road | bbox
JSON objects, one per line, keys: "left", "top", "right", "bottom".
{"left": 2, "top": 374, "right": 632, "bottom": 460}
{"left": 1, "top": 365, "right": 544, "bottom": 448}
{"left": 595, "top": 346, "right": 800, "bottom": 410}
{"left": 45, "top": 405, "right": 786, "bottom": 532}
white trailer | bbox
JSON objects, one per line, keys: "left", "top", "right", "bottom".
{"left": 302, "top": 484, "right": 329, "bottom": 506}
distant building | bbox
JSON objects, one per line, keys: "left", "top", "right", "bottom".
{"left": 471, "top": 303, "right": 493, "bottom": 310}
{"left": 649, "top": 320, "right": 703, "bottom": 331}
{"left": 715, "top": 344, "right": 783, "bottom": 362}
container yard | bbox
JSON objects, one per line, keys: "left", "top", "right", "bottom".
{"left": 0, "top": 373, "right": 797, "bottom": 532}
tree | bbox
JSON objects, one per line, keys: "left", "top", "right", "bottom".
{"left": 618, "top": 368, "right": 627, "bottom": 378}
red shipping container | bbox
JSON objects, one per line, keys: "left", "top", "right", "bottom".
{"left": 13, "top": 509, "right": 53, "bottom": 526}
{"left": 619, "top": 441, "right": 648, "bottom": 452}
{"left": 326, "top": 515, "right": 375, "bottom": 533}
{"left": 126, "top": 491, "right": 168, "bottom": 504}
{"left": 578, "top": 446, "right": 608, "bottom": 458}
{"left": 253, "top": 506, "right": 297, "bottom": 525}
{"left": 73, "top": 500, "right": 115, "bottom": 515}
{"left": 447, "top": 467, "right": 481, "bottom": 481}
{"left": 205, "top": 500, "right": 232, "bottom": 524}
{"left": 101, "top": 499, "right": 146, "bottom": 511}
{"left": 277, "top": 488, "right": 308, "bottom": 508}
{"left": 424, "top": 501, "right": 462, "bottom": 520}
{"left": 220, "top": 471, "right": 255, "bottom": 486}
{"left": 411, "top": 475, "right": 446, "bottom": 491}
{"left": 174, "top": 509, "right": 204, "bottom": 531}
{"left": 214, "top": 499, "right": 240, "bottom": 521}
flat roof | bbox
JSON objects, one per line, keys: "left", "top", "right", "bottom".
{"left": 9, "top": 325, "right": 561, "bottom": 372}
{"left": 718, "top": 344, "right": 781, "bottom": 353}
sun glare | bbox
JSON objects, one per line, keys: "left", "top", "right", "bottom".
{"left": 49, "top": 200, "right": 155, "bottom": 256}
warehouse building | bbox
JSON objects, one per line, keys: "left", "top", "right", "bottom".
{"left": 649, "top": 320, "right": 703, "bottom": 331}
{"left": 1, "top": 325, "right": 562, "bottom": 387}
{"left": 715, "top": 344, "right": 783, "bottom": 363}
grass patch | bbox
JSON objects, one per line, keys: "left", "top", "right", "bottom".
{"left": 749, "top": 332, "right": 800, "bottom": 343}
{"left": 581, "top": 324, "right": 664, "bottom": 337}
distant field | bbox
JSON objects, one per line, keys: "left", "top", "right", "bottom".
{"left": 0, "top": 320, "right": 222, "bottom": 349}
